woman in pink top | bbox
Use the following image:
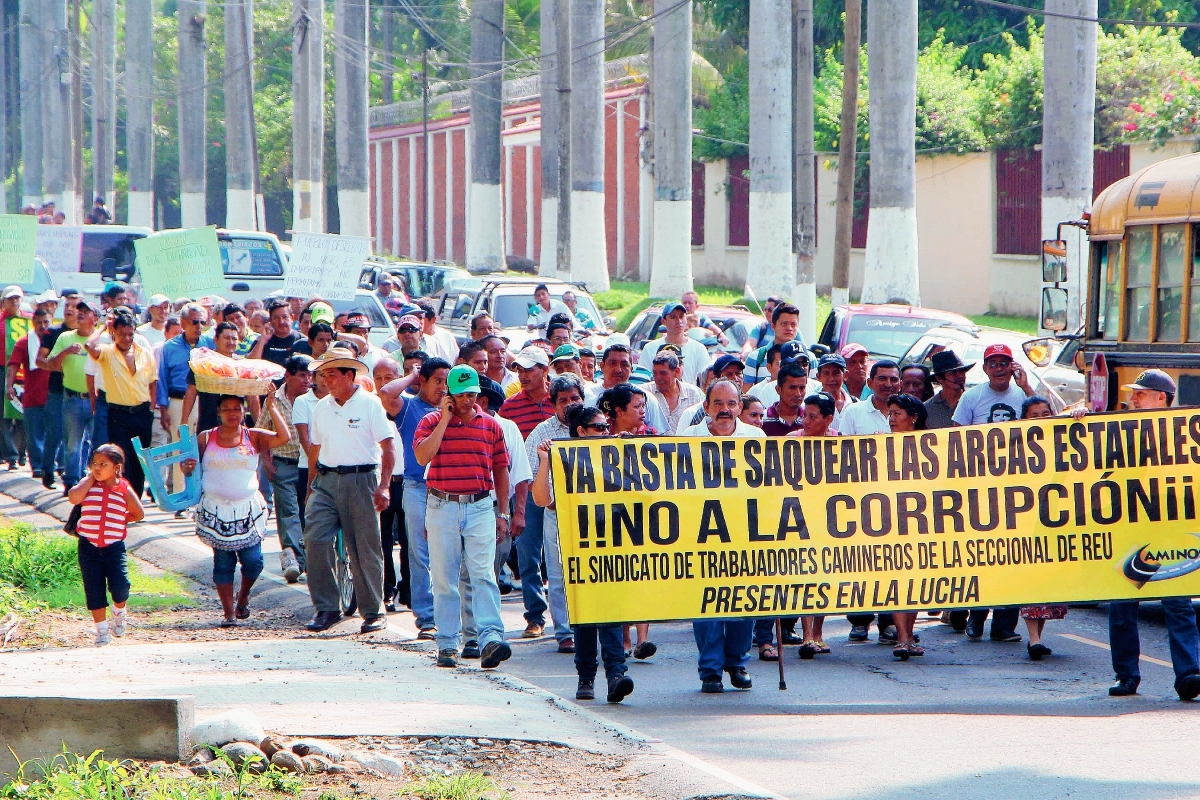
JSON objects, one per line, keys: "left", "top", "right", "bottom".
{"left": 67, "top": 444, "right": 145, "bottom": 646}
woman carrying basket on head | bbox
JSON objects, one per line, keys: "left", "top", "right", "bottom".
{"left": 181, "top": 392, "right": 290, "bottom": 627}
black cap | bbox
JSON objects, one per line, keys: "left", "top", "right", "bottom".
{"left": 929, "top": 350, "right": 974, "bottom": 376}
{"left": 817, "top": 353, "right": 846, "bottom": 371}
{"left": 713, "top": 354, "right": 746, "bottom": 375}
{"left": 1122, "top": 369, "right": 1176, "bottom": 395}
{"left": 477, "top": 374, "right": 507, "bottom": 412}
{"left": 780, "top": 340, "right": 809, "bottom": 366}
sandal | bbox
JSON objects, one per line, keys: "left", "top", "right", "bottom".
{"left": 798, "top": 640, "right": 818, "bottom": 660}
{"left": 893, "top": 645, "right": 910, "bottom": 661}
{"left": 906, "top": 643, "right": 925, "bottom": 657}
{"left": 236, "top": 605, "right": 250, "bottom": 620}
{"left": 220, "top": 618, "right": 238, "bottom": 628}
{"left": 758, "top": 643, "right": 779, "bottom": 661}
{"left": 815, "top": 641, "right": 831, "bottom": 654}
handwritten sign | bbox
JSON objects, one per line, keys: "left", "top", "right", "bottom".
{"left": 134, "top": 226, "right": 226, "bottom": 300}
{"left": 0, "top": 215, "right": 38, "bottom": 285}
{"left": 283, "top": 232, "right": 371, "bottom": 302}
{"left": 35, "top": 225, "right": 85, "bottom": 276}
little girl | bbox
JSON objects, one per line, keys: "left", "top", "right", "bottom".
{"left": 67, "top": 444, "right": 146, "bottom": 646}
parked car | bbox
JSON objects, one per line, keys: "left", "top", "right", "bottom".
{"left": 433, "top": 277, "right": 611, "bottom": 351}
{"left": 817, "top": 304, "right": 973, "bottom": 361}
{"left": 624, "top": 302, "right": 771, "bottom": 361}
{"left": 358, "top": 258, "right": 471, "bottom": 302}
{"left": 100, "top": 228, "right": 288, "bottom": 303}
{"left": 898, "top": 324, "right": 1085, "bottom": 406}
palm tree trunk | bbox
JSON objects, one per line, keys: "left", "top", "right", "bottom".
{"left": 861, "top": 0, "right": 919, "bottom": 305}
{"left": 126, "top": 0, "right": 154, "bottom": 227}
{"left": 793, "top": 0, "right": 816, "bottom": 341}
{"left": 292, "top": 0, "right": 325, "bottom": 233}
{"left": 746, "top": 0, "right": 793, "bottom": 302}
{"left": 1041, "top": 0, "right": 1096, "bottom": 332}
{"left": 225, "top": 0, "right": 256, "bottom": 229}
{"left": 335, "top": 0, "right": 370, "bottom": 238}
{"left": 539, "top": 0, "right": 559, "bottom": 276}
{"left": 648, "top": 0, "right": 693, "bottom": 298}
{"left": 178, "top": 0, "right": 208, "bottom": 227}
{"left": 467, "top": 0, "right": 506, "bottom": 272}
{"left": 569, "top": 0, "right": 609, "bottom": 291}
{"left": 91, "top": 0, "right": 115, "bottom": 214}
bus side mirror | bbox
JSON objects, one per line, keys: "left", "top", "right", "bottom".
{"left": 1022, "top": 337, "right": 1055, "bottom": 367}
{"left": 1042, "top": 239, "right": 1067, "bottom": 283}
{"left": 1042, "top": 287, "right": 1068, "bottom": 332}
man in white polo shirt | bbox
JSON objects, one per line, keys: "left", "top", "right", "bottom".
{"left": 304, "top": 347, "right": 397, "bottom": 634}
{"left": 838, "top": 359, "right": 901, "bottom": 436}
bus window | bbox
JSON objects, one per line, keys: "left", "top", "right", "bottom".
{"left": 1156, "top": 224, "right": 1186, "bottom": 342}
{"left": 1125, "top": 226, "right": 1153, "bottom": 341}
{"left": 1191, "top": 225, "right": 1200, "bottom": 342}
{"left": 1096, "top": 241, "right": 1121, "bottom": 340}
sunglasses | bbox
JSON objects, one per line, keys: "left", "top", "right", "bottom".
{"left": 585, "top": 422, "right": 610, "bottom": 432}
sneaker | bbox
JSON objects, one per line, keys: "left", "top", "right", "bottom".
{"left": 417, "top": 627, "right": 437, "bottom": 641}
{"left": 606, "top": 675, "right": 634, "bottom": 703}
{"left": 94, "top": 628, "right": 111, "bottom": 647}
{"left": 848, "top": 625, "right": 869, "bottom": 642}
{"left": 700, "top": 677, "right": 724, "bottom": 694}
{"left": 461, "top": 640, "right": 481, "bottom": 659}
{"left": 878, "top": 625, "right": 899, "bottom": 645}
{"left": 280, "top": 550, "right": 301, "bottom": 583}
{"left": 480, "top": 640, "right": 512, "bottom": 669}
{"left": 557, "top": 638, "right": 576, "bottom": 654}
{"left": 436, "top": 649, "right": 458, "bottom": 668}
{"left": 576, "top": 679, "right": 595, "bottom": 700}
{"left": 111, "top": 611, "right": 127, "bottom": 637}
{"left": 523, "top": 622, "right": 545, "bottom": 639}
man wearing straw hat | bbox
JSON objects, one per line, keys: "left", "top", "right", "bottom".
{"left": 303, "top": 348, "right": 397, "bottom": 633}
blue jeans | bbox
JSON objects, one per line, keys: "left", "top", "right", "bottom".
{"left": 212, "top": 543, "right": 265, "bottom": 586}
{"left": 23, "top": 405, "right": 45, "bottom": 476}
{"left": 425, "top": 494, "right": 503, "bottom": 653}
{"left": 516, "top": 495, "right": 548, "bottom": 625}
{"left": 92, "top": 391, "right": 108, "bottom": 447}
{"left": 693, "top": 619, "right": 753, "bottom": 681}
{"left": 541, "top": 509, "right": 574, "bottom": 641}
{"left": 269, "top": 458, "right": 304, "bottom": 570}
{"left": 62, "top": 395, "right": 94, "bottom": 486}
{"left": 42, "top": 392, "right": 64, "bottom": 479}
{"left": 1110, "top": 598, "right": 1200, "bottom": 683}
{"left": 574, "top": 624, "right": 626, "bottom": 682}
{"left": 402, "top": 479, "right": 435, "bottom": 630}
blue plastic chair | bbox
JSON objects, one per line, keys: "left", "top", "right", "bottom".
{"left": 133, "top": 424, "right": 202, "bottom": 512}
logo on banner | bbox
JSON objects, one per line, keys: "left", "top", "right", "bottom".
{"left": 1122, "top": 534, "right": 1200, "bottom": 587}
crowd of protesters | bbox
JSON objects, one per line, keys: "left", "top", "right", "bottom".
{"left": 21, "top": 195, "right": 113, "bottom": 225}
{"left": 7, "top": 275, "right": 1192, "bottom": 704}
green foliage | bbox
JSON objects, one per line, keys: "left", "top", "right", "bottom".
{"left": 813, "top": 43, "right": 869, "bottom": 155}
{"left": 0, "top": 525, "right": 77, "bottom": 594}
{"left": 1099, "top": 25, "right": 1200, "bottom": 143}
{"left": 975, "top": 27, "right": 1044, "bottom": 149}
{"left": 915, "top": 35, "right": 986, "bottom": 153}
{"left": 400, "top": 772, "right": 510, "bottom": 800}
{"left": 693, "top": 59, "right": 749, "bottom": 160}
{"left": 2, "top": 749, "right": 303, "bottom": 800}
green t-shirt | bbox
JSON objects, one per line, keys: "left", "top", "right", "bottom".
{"left": 49, "top": 330, "right": 91, "bottom": 394}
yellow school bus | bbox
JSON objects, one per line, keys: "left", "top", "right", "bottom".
{"left": 1042, "top": 151, "right": 1200, "bottom": 411}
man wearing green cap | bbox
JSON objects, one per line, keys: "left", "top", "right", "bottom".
{"left": 414, "top": 364, "right": 512, "bottom": 670}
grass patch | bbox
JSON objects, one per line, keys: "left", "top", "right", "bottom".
{"left": 401, "top": 772, "right": 510, "bottom": 800}
{"left": 967, "top": 313, "right": 1038, "bottom": 336}
{"left": 0, "top": 524, "right": 195, "bottom": 612}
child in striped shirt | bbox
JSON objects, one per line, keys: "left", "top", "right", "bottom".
{"left": 67, "top": 444, "right": 145, "bottom": 646}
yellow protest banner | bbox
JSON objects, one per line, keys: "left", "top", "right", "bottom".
{"left": 549, "top": 409, "right": 1200, "bottom": 625}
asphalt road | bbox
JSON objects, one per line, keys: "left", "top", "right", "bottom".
{"left": 493, "top": 597, "right": 1200, "bottom": 800}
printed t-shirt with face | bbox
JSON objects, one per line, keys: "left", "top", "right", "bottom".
{"left": 951, "top": 382, "right": 1028, "bottom": 426}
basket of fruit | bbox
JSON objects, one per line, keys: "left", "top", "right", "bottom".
{"left": 189, "top": 348, "right": 286, "bottom": 395}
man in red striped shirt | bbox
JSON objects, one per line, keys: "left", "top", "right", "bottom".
{"left": 498, "top": 347, "right": 553, "bottom": 438}
{"left": 415, "top": 365, "right": 511, "bottom": 670}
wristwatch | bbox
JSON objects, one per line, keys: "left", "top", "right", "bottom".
{"left": 497, "top": 513, "right": 511, "bottom": 522}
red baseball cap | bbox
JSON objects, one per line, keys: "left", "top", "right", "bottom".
{"left": 983, "top": 343, "right": 1014, "bottom": 361}
{"left": 839, "top": 342, "right": 868, "bottom": 359}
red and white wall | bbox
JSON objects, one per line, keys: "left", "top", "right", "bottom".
{"left": 369, "top": 85, "right": 646, "bottom": 274}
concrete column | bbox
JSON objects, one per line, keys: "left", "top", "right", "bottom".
{"left": 178, "top": 0, "right": 208, "bottom": 228}
{"left": 18, "top": 0, "right": 43, "bottom": 208}
{"left": 538, "top": 0, "right": 558, "bottom": 276}
{"left": 335, "top": 0, "right": 370, "bottom": 237}
{"left": 224, "top": 0, "right": 256, "bottom": 229}
{"left": 292, "top": 0, "right": 324, "bottom": 233}
{"left": 91, "top": 0, "right": 116, "bottom": 211}
{"left": 126, "top": 0, "right": 155, "bottom": 228}
{"left": 467, "top": 0, "right": 506, "bottom": 271}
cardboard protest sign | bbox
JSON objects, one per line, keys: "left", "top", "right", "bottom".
{"left": 283, "top": 232, "right": 371, "bottom": 302}
{"left": 552, "top": 409, "right": 1200, "bottom": 624}
{"left": 35, "top": 225, "right": 85, "bottom": 276}
{"left": 134, "top": 227, "right": 225, "bottom": 300}
{"left": 0, "top": 215, "right": 38, "bottom": 285}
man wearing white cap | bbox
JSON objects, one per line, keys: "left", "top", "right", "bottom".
{"left": 137, "top": 295, "right": 172, "bottom": 346}
{"left": 34, "top": 290, "right": 59, "bottom": 318}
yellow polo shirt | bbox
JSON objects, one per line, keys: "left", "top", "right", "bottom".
{"left": 93, "top": 344, "right": 156, "bottom": 406}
